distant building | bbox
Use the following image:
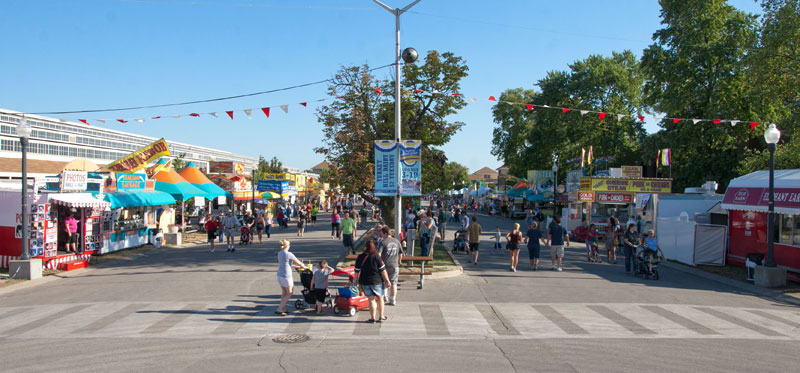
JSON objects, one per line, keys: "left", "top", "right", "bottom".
{"left": 469, "top": 167, "right": 499, "bottom": 184}
{"left": 496, "top": 165, "right": 510, "bottom": 188}
{"left": 310, "top": 160, "right": 330, "bottom": 175}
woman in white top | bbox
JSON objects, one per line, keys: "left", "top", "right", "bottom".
{"left": 276, "top": 239, "right": 305, "bottom": 316}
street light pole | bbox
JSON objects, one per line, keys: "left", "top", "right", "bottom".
{"left": 552, "top": 155, "right": 558, "bottom": 220}
{"left": 373, "top": 0, "right": 421, "bottom": 238}
{"left": 764, "top": 123, "right": 781, "bottom": 267}
{"left": 18, "top": 116, "right": 31, "bottom": 260}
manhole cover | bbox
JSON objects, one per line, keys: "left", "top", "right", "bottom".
{"left": 272, "top": 334, "right": 310, "bottom": 344}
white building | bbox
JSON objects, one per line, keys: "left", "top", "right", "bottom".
{"left": 0, "top": 108, "right": 258, "bottom": 178}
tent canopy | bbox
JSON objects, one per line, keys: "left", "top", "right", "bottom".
{"left": 49, "top": 193, "right": 110, "bottom": 209}
{"left": 153, "top": 164, "right": 207, "bottom": 200}
{"left": 178, "top": 161, "right": 227, "bottom": 199}
{"left": 102, "top": 190, "right": 176, "bottom": 209}
{"left": 722, "top": 169, "right": 800, "bottom": 215}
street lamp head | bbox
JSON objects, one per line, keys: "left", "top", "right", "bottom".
{"left": 764, "top": 123, "right": 781, "bottom": 145}
{"left": 552, "top": 164, "right": 558, "bottom": 172}
{"left": 17, "top": 119, "right": 31, "bottom": 139}
{"left": 402, "top": 47, "right": 418, "bottom": 64}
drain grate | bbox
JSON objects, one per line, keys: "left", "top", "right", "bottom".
{"left": 272, "top": 334, "right": 310, "bottom": 344}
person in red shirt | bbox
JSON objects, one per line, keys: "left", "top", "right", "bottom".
{"left": 204, "top": 215, "right": 220, "bottom": 253}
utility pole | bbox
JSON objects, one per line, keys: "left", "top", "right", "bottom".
{"left": 373, "top": 0, "right": 421, "bottom": 238}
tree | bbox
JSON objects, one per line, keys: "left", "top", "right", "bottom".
{"left": 315, "top": 50, "right": 469, "bottom": 227}
{"left": 641, "top": 0, "right": 759, "bottom": 191}
{"left": 171, "top": 152, "right": 188, "bottom": 172}
{"left": 492, "top": 51, "right": 646, "bottom": 180}
{"left": 254, "top": 156, "right": 286, "bottom": 181}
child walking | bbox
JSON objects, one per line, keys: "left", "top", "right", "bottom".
{"left": 311, "top": 260, "right": 333, "bottom": 315}
{"left": 493, "top": 226, "right": 504, "bottom": 256}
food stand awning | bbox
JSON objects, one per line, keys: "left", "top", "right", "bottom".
{"left": 102, "top": 190, "right": 177, "bottom": 209}
{"left": 152, "top": 163, "right": 207, "bottom": 200}
{"left": 178, "top": 162, "right": 227, "bottom": 199}
{"left": 49, "top": 193, "right": 111, "bottom": 209}
{"left": 722, "top": 169, "right": 800, "bottom": 215}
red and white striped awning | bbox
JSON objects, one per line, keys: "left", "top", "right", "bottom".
{"left": 48, "top": 193, "right": 110, "bottom": 209}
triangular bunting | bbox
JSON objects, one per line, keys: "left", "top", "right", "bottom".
{"left": 470, "top": 97, "right": 477, "bottom": 102}
{"left": 451, "top": 93, "right": 459, "bottom": 97}
{"left": 209, "top": 112, "right": 218, "bottom": 118}
{"left": 580, "top": 110, "right": 589, "bottom": 116}
{"left": 97, "top": 120, "right": 105, "bottom": 124}
{"left": 374, "top": 88, "right": 382, "bottom": 95}
{"left": 525, "top": 104, "right": 534, "bottom": 111}
{"left": 414, "top": 89, "right": 422, "bottom": 93}
{"left": 637, "top": 115, "right": 645, "bottom": 122}
{"left": 172, "top": 115, "right": 181, "bottom": 119}
{"left": 712, "top": 119, "right": 721, "bottom": 124}
{"left": 692, "top": 119, "right": 701, "bottom": 125}
{"left": 300, "top": 102, "right": 307, "bottom": 107}
{"left": 117, "top": 119, "right": 128, "bottom": 123}
{"left": 488, "top": 96, "right": 497, "bottom": 101}
{"left": 261, "top": 108, "right": 270, "bottom": 118}
{"left": 561, "top": 108, "right": 570, "bottom": 113}
{"left": 598, "top": 112, "right": 607, "bottom": 121}
{"left": 189, "top": 113, "right": 200, "bottom": 117}
{"left": 244, "top": 109, "right": 252, "bottom": 119}
{"left": 750, "top": 122, "right": 759, "bottom": 130}
{"left": 616, "top": 114, "right": 625, "bottom": 121}
{"left": 280, "top": 105, "right": 288, "bottom": 113}
{"left": 673, "top": 118, "right": 682, "bottom": 124}
{"left": 226, "top": 111, "right": 234, "bottom": 120}
{"left": 151, "top": 116, "right": 161, "bottom": 119}
{"left": 135, "top": 118, "right": 144, "bottom": 123}
{"left": 78, "top": 119, "right": 89, "bottom": 125}
{"left": 730, "top": 120, "right": 739, "bottom": 126}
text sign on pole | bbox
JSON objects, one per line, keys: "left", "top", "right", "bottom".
{"left": 399, "top": 140, "right": 422, "bottom": 196}
{"left": 374, "top": 140, "right": 398, "bottom": 196}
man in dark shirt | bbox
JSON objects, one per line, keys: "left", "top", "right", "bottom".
{"left": 547, "top": 216, "right": 570, "bottom": 272}
{"left": 377, "top": 226, "right": 402, "bottom": 305}
{"left": 622, "top": 223, "right": 640, "bottom": 273}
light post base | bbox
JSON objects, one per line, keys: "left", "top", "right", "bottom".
{"left": 9, "top": 259, "right": 43, "bottom": 280}
{"left": 754, "top": 266, "right": 786, "bottom": 288}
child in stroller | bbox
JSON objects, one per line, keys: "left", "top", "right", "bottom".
{"left": 452, "top": 229, "right": 468, "bottom": 254}
{"left": 240, "top": 226, "right": 251, "bottom": 245}
{"left": 635, "top": 229, "right": 664, "bottom": 280}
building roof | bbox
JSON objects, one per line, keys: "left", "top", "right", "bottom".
{"left": 311, "top": 160, "right": 330, "bottom": 170}
{"left": 470, "top": 167, "right": 499, "bottom": 176}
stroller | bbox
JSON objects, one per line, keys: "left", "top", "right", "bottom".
{"left": 330, "top": 266, "right": 370, "bottom": 317}
{"left": 633, "top": 245, "right": 661, "bottom": 280}
{"left": 452, "top": 230, "right": 468, "bottom": 254}
{"left": 294, "top": 265, "right": 333, "bottom": 310}
{"left": 240, "top": 226, "right": 251, "bottom": 245}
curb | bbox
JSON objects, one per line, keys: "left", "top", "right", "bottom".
{"left": 661, "top": 261, "right": 800, "bottom": 307}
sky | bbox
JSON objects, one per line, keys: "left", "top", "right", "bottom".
{"left": 0, "top": 0, "right": 763, "bottom": 173}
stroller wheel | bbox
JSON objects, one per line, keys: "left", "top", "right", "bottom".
{"left": 294, "top": 300, "right": 304, "bottom": 310}
{"left": 348, "top": 306, "right": 357, "bottom": 317}
{"left": 652, "top": 270, "right": 659, "bottom": 280}
{"left": 333, "top": 306, "right": 340, "bottom": 314}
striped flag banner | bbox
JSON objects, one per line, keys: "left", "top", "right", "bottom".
{"left": 661, "top": 148, "right": 672, "bottom": 166}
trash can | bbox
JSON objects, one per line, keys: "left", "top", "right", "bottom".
{"left": 745, "top": 253, "right": 764, "bottom": 281}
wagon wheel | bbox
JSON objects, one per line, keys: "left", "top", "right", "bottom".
{"left": 333, "top": 306, "right": 340, "bottom": 314}
{"left": 348, "top": 306, "right": 357, "bottom": 317}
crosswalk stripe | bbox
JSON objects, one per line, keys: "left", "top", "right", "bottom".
{"left": 353, "top": 310, "right": 380, "bottom": 335}
{"left": 211, "top": 305, "right": 265, "bottom": 335}
{"left": 588, "top": 305, "right": 656, "bottom": 335}
{"left": 0, "top": 307, "right": 31, "bottom": 322}
{"left": 475, "top": 304, "right": 521, "bottom": 336}
{"left": 73, "top": 303, "right": 149, "bottom": 334}
{"left": 419, "top": 305, "right": 450, "bottom": 336}
{"left": 140, "top": 303, "right": 206, "bottom": 334}
{"left": 639, "top": 305, "right": 720, "bottom": 336}
{"left": 531, "top": 305, "right": 589, "bottom": 335}
{"left": 694, "top": 307, "right": 786, "bottom": 338}
{"left": 744, "top": 309, "right": 800, "bottom": 329}
{"left": 4, "top": 304, "right": 91, "bottom": 337}
{"left": 377, "top": 303, "right": 427, "bottom": 337}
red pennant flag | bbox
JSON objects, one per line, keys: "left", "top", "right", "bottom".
{"left": 374, "top": 88, "right": 382, "bottom": 95}
{"left": 116, "top": 119, "right": 127, "bottom": 123}
{"left": 336, "top": 96, "right": 345, "bottom": 99}
{"left": 488, "top": 96, "right": 497, "bottom": 101}
{"left": 78, "top": 119, "right": 89, "bottom": 125}
{"left": 562, "top": 108, "right": 570, "bottom": 114}
{"left": 226, "top": 111, "right": 233, "bottom": 119}
{"left": 525, "top": 104, "right": 534, "bottom": 111}
{"left": 261, "top": 107, "right": 270, "bottom": 118}
{"left": 671, "top": 118, "right": 681, "bottom": 124}
{"left": 598, "top": 112, "right": 607, "bottom": 121}
{"left": 637, "top": 115, "right": 645, "bottom": 122}
{"left": 750, "top": 122, "right": 759, "bottom": 130}
{"left": 300, "top": 102, "right": 307, "bottom": 107}
{"left": 414, "top": 89, "right": 422, "bottom": 93}
{"left": 151, "top": 116, "right": 161, "bottom": 119}
{"left": 189, "top": 113, "right": 200, "bottom": 117}
{"left": 712, "top": 119, "right": 721, "bottom": 124}
{"left": 451, "top": 93, "right": 459, "bottom": 96}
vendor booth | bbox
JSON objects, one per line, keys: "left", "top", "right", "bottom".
{"left": 579, "top": 175, "right": 672, "bottom": 228}
{"left": 722, "top": 169, "right": 800, "bottom": 282}
{"left": 656, "top": 194, "right": 726, "bottom": 266}
{"left": 152, "top": 160, "right": 207, "bottom": 231}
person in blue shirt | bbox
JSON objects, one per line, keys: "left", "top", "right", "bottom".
{"left": 642, "top": 229, "right": 664, "bottom": 272}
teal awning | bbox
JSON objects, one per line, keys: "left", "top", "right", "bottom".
{"left": 194, "top": 182, "right": 227, "bottom": 199}
{"left": 155, "top": 181, "right": 206, "bottom": 200}
{"left": 506, "top": 188, "right": 530, "bottom": 198}
{"left": 103, "top": 190, "right": 177, "bottom": 209}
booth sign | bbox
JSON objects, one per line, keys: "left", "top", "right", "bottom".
{"left": 61, "top": 171, "right": 88, "bottom": 192}
{"left": 596, "top": 192, "right": 634, "bottom": 204}
{"left": 578, "top": 192, "right": 594, "bottom": 202}
{"left": 580, "top": 177, "right": 672, "bottom": 193}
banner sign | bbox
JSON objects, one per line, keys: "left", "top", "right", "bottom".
{"left": 257, "top": 180, "right": 288, "bottom": 193}
{"left": 566, "top": 170, "right": 585, "bottom": 194}
{"left": 596, "top": 192, "right": 634, "bottom": 204}
{"left": 399, "top": 140, "right": 422, "bottom": 196}
{"left": 374, "top": 140, "right": 398, "bottom": 197}
{"left": 578, "top": 192, "right": 595, "bottom": 202}
{"left": 580, "top": 177, "right": 672, "bottom": 193}
{"left": 106, "top": 138, "right": 170, "bottom": 174}
{"left": 621, "top": 166, "right": 642, "bottom": 178}
{"left": 116, "top": 173, "right": 146, "bottom": 190}
{"left": 209, "top": 161, "right": 245, "bottom": 175}
{"left": 60, "top": 171, "right": 88, "bottom": 192}
{"left": 531, "top": 170, "right": 554, "bottom": 195}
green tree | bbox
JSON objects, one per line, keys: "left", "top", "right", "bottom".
{"left": 315, "top": 50, "right": 469, "bottom": 227}
{"left": 254, "top": 156, "right": 286, "bottom": 181}
{"left": 171, "top": 152, "right": 188, "bottom": 172}
{"left": 641, "top": 0, "right": 759, "bottom": 190}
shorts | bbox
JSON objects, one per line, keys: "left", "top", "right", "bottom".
{"left": 527, "top": 244, "right": 541, "bottom": 259}
{"left": 438, "top": 223, "right": 446, "bottom": 233}
{"left": 550, "top": 245, "right": 565, "bottom": 258}
{"left": 207, "top": 231, "right": 216, "bottom": 241}
{"left": 386, "top": 269, "right": 398, "bottom": 284}
{"left": 67, "top": 234, "right": 79, "bottom": 244}
{"left": 469, "top": 242, "right": 479, "bottom": 251}
{"left": 313, "top": 288, "right": 328, "bottom": 303}
{"left": 507, "top": 243, "right": 519, "bottom": 251}
{"left": 225, "top": 228, "right": 237, "bottom": 237}
{"left": 342, "top": 234, "right": 354, "bottom": 247}
{"left": 311, "top": 216, "right": 317, "bottom": 222}
{"left": 362, "top": 283, "right": 384, "bottom": 297}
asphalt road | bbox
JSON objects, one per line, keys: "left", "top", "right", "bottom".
{"left": 1, "top": 207, "right": 799, "bottom": 373}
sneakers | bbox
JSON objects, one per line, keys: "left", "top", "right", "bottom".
{"left": 210, "top": 248, "right": 215, "bottom": 253}
{"left": 556, "top": 267, "right": 562, "bottom": 272}
{"left": 552, "top": 265, "right": 557, "bottom": 270}
{"left": 512, "top": 267, "right": 517, "bottom": 272}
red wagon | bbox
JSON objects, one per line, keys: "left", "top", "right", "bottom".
{"left": 330, "top": 266, "right": 370, "bottom": 317}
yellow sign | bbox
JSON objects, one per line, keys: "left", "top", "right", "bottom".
{"left": 621, "top": 166, "right": 642, "bottom": 178}
{"left": 580, "top": 177, "right": 671, "bottom": 193}
{"left": 106, "top": 138, "right": 170, "bottom": 174}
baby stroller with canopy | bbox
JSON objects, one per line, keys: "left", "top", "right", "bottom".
{"left": 452, "top": 230, "right": 468, "bottom": 254}
{"left": 240, "top": 226, "right": 251, "bottom": 245}
{"left": 633, "top": 245, "right": 661, "bottom": 280}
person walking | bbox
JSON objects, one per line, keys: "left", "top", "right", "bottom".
{"left": 221, "top": 211, "right": 241, "bottom": 252}
{"left": 255, "top": 213, "right": 266, "bottom": 244}
{"left": 467, "top": 215, "right": 482, "bottom": 265}
{"left": 547, "top": 216, "right": 569, "bottom": 271}
{"left": 276, "top": 208, "right": 285, "bottom": 231}
{"left": 331, "top": 209, "right": 341, "bottom": 239}
{"left": 622, "top": 223, "right": 640, "bottom": 273}
{"left": 377, "top": 226, "right": 401, "bottom": 306}
{"left": 437, "top": 208, "right": 447, "bottom": 241}
{"left": 341, "top": 211, "right": 357, "bottom": 255}
{"left": 310, "top": 205, "right": 318, "bottom": 226}
{"left": 275, "top": 239, "right": 305, "bottom": 316}
{"left": 354, "top": 240, "right": 392, "bottom": 323}
{"left": 525, "top": 222, "right": 545, "bottom": 270}
{"left": 506, "top": 223, "right": 523, "bottom": 271}
{"left": 204, "top": 215, "right": 219, "bottom": 252}
{"left": 297, "top": 208, "right": 307, "bottom": 237}
{"left": 264, "top": 210, "right": 273, "bottom": 240}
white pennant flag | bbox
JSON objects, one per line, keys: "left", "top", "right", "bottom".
{"left": 616, "top": 114, "right": 625, "bottom": 121}
{"left": 280, "top": 105, "right": 289, "bottom": 113}
{"left": 692, "top": 119, "right": 701, "bottom": 125}
{"left": 244, "top": 109, "right": 252, "bottom": 119}
{"left": 135, "top": 118, "right": 144, "bottom": 123}
{"left": 580, "top": 110, "right": 589, "bottom": 116}
{"left": 432, "top": 89, "right": 440, "bottom": 94}
{"left": 730, "top": 120, "right": 739, "bottom": 126}
{"left": 470, "top": 97, "right": 477, "bottom": 102}
{"left": 543, "top": 105, "right": 550, "bottom": 108}
{"left": 172, "top": 115, "right": 182, "bottom": 119}
{"left": 654, "top": 117, "right": 663, "bottom": 121}
{"left": 209, "top": 112, "right": 218, "bottom": 118}
{"left": 97, "top": 119, "right": 106, "bottom": 124}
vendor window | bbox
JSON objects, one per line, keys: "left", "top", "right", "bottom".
{"left": 777, "top": 215, "right": 800, "bottom": 245}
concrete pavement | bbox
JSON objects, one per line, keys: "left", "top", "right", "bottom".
{"left": 1, "top": 209, "right": 799, "bottom": 372}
